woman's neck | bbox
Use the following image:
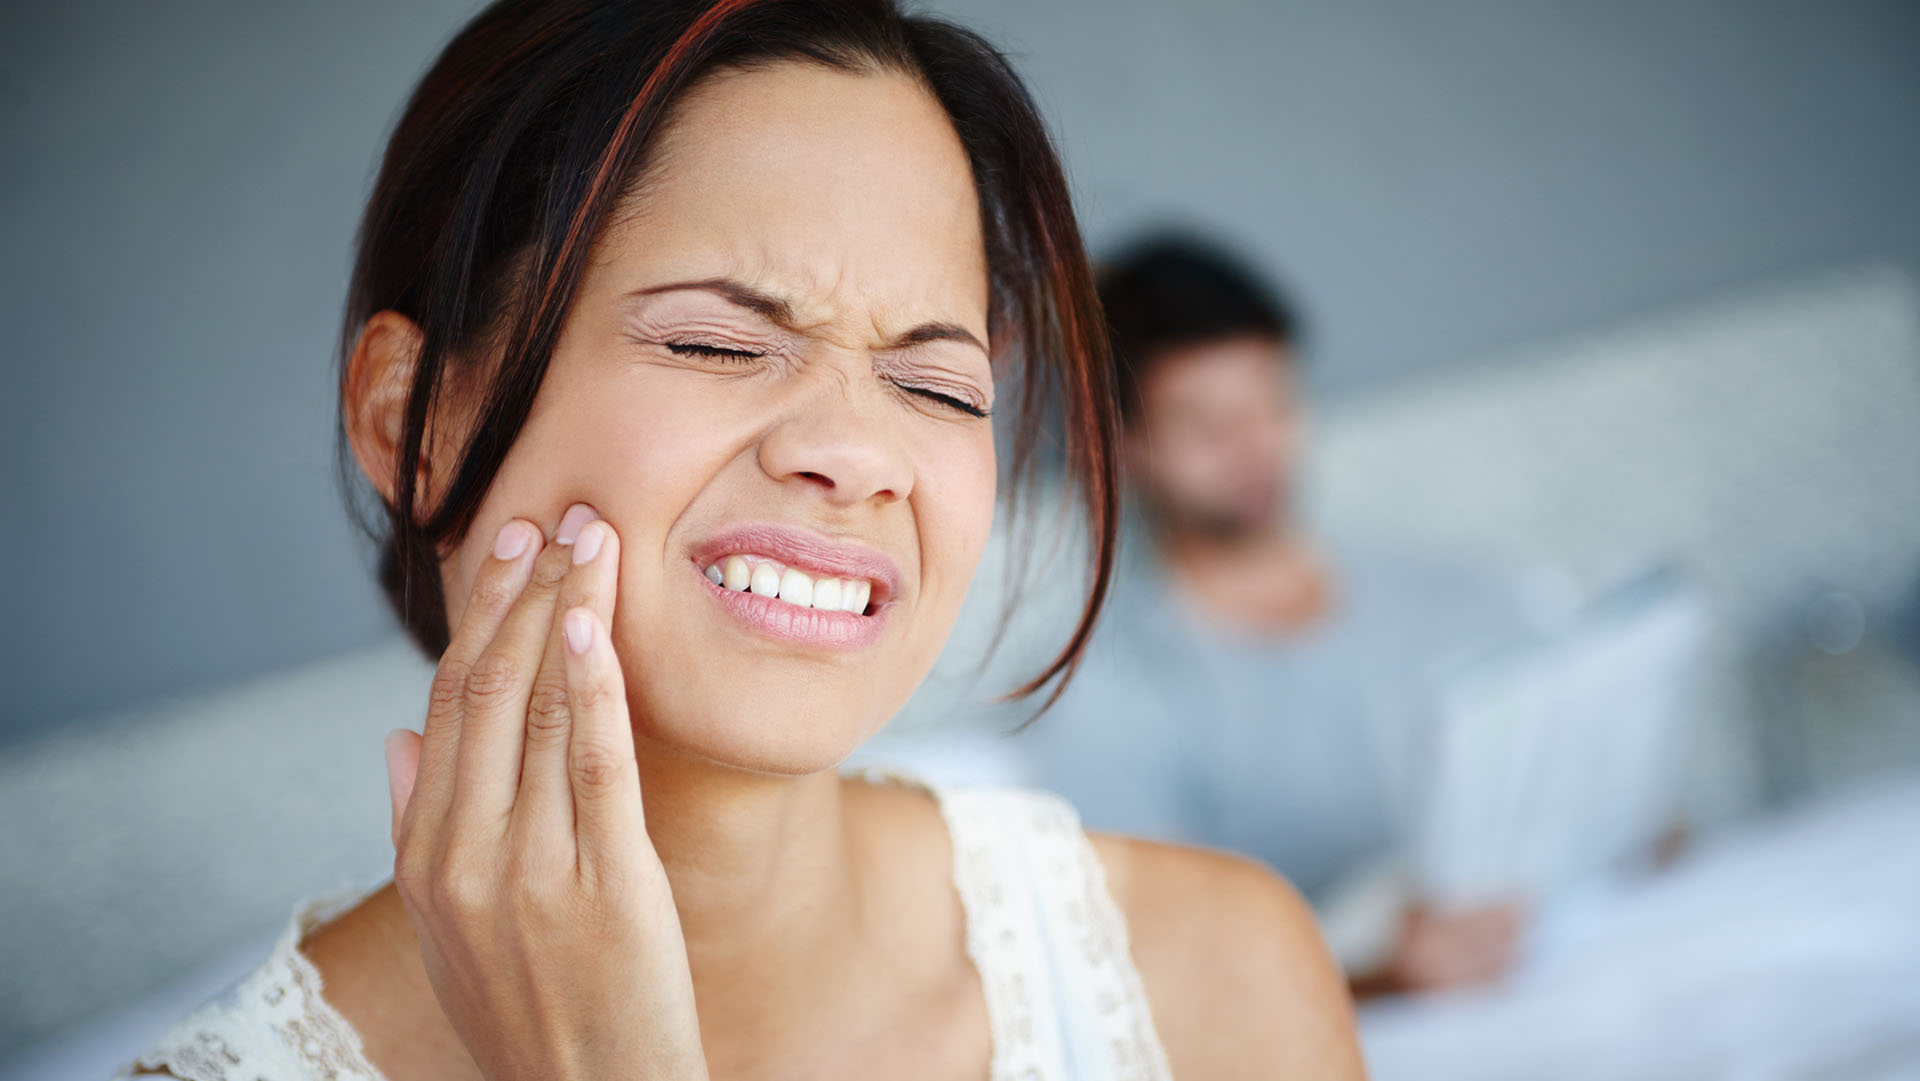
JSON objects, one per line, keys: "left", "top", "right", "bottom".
{"left": 633, "top": 738, "right": 874, "bottom": 1060}
{"left": 638, "top": 740, "right": 861, "bottom": 960}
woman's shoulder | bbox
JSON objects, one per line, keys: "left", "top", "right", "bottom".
{"left": 115, "top": 881, "right": 392, "bottom": 1081}
{"left": 847, "top": 771, "right": 1369, "bottom": 1075}
{"left": 1088, "top": 832, "right": 1370, "bottom": 1080}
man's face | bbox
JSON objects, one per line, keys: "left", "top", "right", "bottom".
{"left": 1128, "top": 334, "right": 1300, "bottom": 537}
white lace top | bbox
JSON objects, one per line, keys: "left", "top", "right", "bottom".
{"left": 114, "top": 778, "right": 1176, "bottom": 1080}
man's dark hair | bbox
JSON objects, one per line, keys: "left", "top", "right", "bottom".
{"left": 1096, "top": 233, "right": 1299, "bottom": 424}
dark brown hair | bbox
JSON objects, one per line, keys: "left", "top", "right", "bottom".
{"left": 334, "top": 0, "right": 1118, "bottom": 711}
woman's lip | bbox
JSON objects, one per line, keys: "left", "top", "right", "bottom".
{"left": 687, "top": 522, "right": 902, "bottom": 606}
{"left": 693, "top": 561, "right": 887, "bottom": 650}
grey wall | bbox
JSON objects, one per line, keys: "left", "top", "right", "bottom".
{"left": 4, "top": 0, "right": 1917, "bottom": 741}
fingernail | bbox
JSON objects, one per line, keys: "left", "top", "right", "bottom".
{"left": 555, "top": 503, "right": 598, "bottom": 545}
{"left": 564, "top": 608, "right": 594, "bottom": 654}
{"left": 572, "top": 521, "right": 604, "bottom": 564}
{"left": 493, "top": 520, "right": 533, "bottom": 560}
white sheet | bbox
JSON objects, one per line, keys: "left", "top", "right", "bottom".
{"left": 1361, "top": 773, "right": 1920, "bottom": 1081}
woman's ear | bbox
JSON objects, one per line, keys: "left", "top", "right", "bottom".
{"left": 343, "top": 310, "right": 431, "bottom": 513}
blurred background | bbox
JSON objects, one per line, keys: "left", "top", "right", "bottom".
{"left": 3, "top": 1, "right": 1918, "bottom": 1078}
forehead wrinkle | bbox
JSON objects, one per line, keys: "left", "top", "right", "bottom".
{"left": 717, "top": 237, "right": 850, "bottom": 339}
{"left": 727, "top": 243, "right": 981, "bottom": 356}
{"left": 618, "top": 239, "right": 988, "bottom": 365}
{"left": 599, "top": 68, "right": 989, "bottom": 352}
{"left": 852, "top": 265, "right": 988, "bottom": 354}
{"left": 697, "top": 163, "right": 982, "bottom": 349}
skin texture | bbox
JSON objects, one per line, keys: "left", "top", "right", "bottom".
{"left": 293, "top": 61, "right": 1369, "bottom": 1080}
{"left": 1129, "top": 332, "right": 1526, "bottom": 995}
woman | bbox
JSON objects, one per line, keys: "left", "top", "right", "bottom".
{"left": 121, "top": 1, "right": 1363, "bottom": 1078}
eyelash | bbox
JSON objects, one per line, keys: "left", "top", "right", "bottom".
{"left": 666, "top": 341, "right": 762, "bottom": 361}
{"left": 665, "top": 341, "right": 989, "bottom": 419}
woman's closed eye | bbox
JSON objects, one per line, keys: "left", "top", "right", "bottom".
{"left": 667, "top": 341, "right": 988, "bottom": 418}
{"left": 666, "top": 341, "right": 763, "bottom": 361}
{"left": 889, "top": 380, "right": 988, "bottom": 419}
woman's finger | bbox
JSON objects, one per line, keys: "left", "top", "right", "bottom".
{"left": 560, "top": 598, "right": 644, "bottom": 885}
{"left": 449, "top": 505, "right": 597, "bottom": 832}
{"left": 405, "top": 518, "right": 540, "bottom": 841}
{"left": 515, "top": 517, "right": 622, "bottom": 849}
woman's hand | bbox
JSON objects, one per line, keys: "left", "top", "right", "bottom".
{"left": 382, "top": 503, "right": 708, "bottom": 1081}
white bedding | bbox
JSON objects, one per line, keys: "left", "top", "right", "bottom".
{"left": 1361, "top": 773, "right": 1920, "bottom": 1081}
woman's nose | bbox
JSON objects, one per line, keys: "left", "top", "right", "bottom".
{"left": 755, "top": 367, "right": 913, "bottom": 508}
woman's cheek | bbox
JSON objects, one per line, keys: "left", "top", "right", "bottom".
{"left": 912, "top": 428, "right": 997, "bottom": 621}
{"left": 950, "top": 425, "right": 999, "bottom": 557}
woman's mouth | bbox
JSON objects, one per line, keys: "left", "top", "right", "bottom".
{"left": 686, "top": 524, "right": 898, "bottom": 650}
{"left": 702, "top": 554, "right": 873, "bottom": 615}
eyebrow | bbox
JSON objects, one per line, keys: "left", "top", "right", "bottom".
{"left": 628, "top": 277, "right": 988, "bottom": 354}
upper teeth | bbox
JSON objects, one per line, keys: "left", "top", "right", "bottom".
{"left": 703, "top": 554, "right": 873, "bottom": 614}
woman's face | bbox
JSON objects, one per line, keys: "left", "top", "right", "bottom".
{"left": 441, "top": 62, "right": 997, "bottom": 774}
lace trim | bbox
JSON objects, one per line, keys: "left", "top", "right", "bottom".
{"left": 1037, "top": 800, "right": 1178, "bottom": 1081}
{"left": 118, "top": 878, "right": 393, "bottom": 1081}
{"left": 928, "top": 782, "right": 1066, "bottom": 1078}
{"left": 852, "top": 765, "right": 1175, "bottom": 1080}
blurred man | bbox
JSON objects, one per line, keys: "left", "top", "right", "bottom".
{"left": 1022, "top": 234, "right": 1536, "bottom": 996}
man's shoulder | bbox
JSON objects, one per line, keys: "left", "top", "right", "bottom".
{"left": 1089, "top": 833, "right": 1368, "bottom": 1079}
